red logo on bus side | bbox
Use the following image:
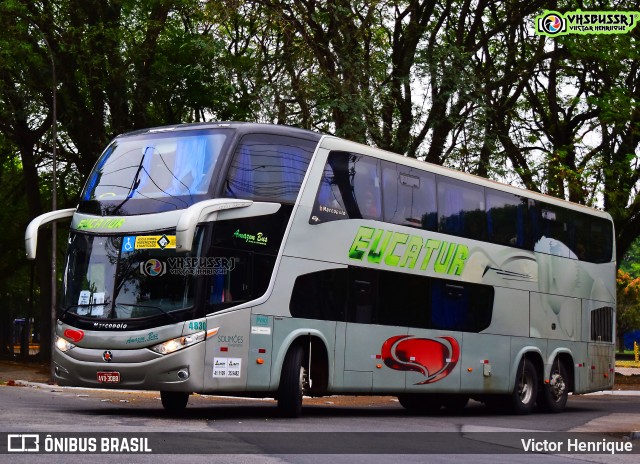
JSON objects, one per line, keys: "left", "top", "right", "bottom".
{"left": 381, "top": 335, "right": 460, "bottom": 384}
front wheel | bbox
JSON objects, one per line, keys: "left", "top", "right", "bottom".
{"left": 537, "top": 360, "right": 569, "bottom": 413}
{"left": 160, "top": 391, "right": 189, "bottom": 412}
{"left": 277, "top": 345, "right": 308, "bottom": 418}
{"left": 510, "top": 359, "right": 538, "bottom": 415}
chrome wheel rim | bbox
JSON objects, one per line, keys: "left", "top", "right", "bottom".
{"left": 549, "top": 372, "right": 566, "bottom": 402}
{"left": 518, "top": 371, "right": 534, "bottom": 404}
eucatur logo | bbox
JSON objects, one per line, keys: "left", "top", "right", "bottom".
{"left": 381, "top": 335, "right": 460, "bottom": 384}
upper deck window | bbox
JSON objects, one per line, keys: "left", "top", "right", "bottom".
{"left": 311, "top": 151, "right": 382, "bottom": 223}
{"left": 222, "top": 134, "right": 318, "bottom": 203}
{"left": 79, "top": 129, "right": 231, "bottom": 215}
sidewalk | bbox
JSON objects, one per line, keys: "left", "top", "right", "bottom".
{"left": 0, "top": 359, "right": 51, "bottom": 384}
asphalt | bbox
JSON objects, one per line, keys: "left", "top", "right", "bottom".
{"left": 2, "top": 359, "right": 640, "bottom": 435}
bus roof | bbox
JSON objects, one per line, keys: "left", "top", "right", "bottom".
{"left": 117, "top": 122, "right": 323, "bottom": 142}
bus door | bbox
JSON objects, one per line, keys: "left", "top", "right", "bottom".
{"left": 343, "top": 268, "right": 407, "bottom": 393}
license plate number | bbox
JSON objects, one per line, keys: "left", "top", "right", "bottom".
{"left": 97, "top": 371, "right": 120, "bottom": 383}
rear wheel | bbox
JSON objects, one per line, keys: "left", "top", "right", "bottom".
{"left": 278, "top": 345, "right": 308, "bottom": 418}
{"left": 397, "top": 394, "right": 442, "bottom": 413}
{"left": 160, "top": 391, "right": 189, "bottom": 412}
{"left": 537, "top": 360, "right": 569, "bottom": 413}
{"left": 510, "top": 359, "right": 538, "bottom": 415}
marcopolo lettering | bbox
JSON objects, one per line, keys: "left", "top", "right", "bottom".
{"left": 348, "top": 226, "right": 468, "bottom": 276}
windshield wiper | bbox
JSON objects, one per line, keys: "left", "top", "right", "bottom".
{"left": 59, "top": 303, "right": 108, "bottom": 319}
{"left": 60, "top": 303, "right": 183, "bottom": 323}
{"left": 114, "top": 303, "right": 182, "bottom": 322}
{"left": 112, "top": 153, "right": 146, "bottom": 214}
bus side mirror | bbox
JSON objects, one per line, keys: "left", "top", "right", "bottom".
{"left": 25, "top": 208, "right": 76, "bottom": 260}
{"left": 175, "top": 199, "right": 281, "bottom": 252}
{"left": 175, "top": 199, "right": 253, "bottom": 252}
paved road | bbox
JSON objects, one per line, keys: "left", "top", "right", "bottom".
{"left": 1, "top": 382, "right": 639, "bottom": 464}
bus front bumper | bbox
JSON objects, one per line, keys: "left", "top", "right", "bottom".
{"left": 52, "top": 342, "right": 205, "bottom": 392}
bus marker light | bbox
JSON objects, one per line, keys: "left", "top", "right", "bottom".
{"left": 258, "top": 348, "right": 266, "bottom": 354}
{"left": 545, "top": 379, "right": 550, "bottom": 384}
{"left": 256, "top": 358, "right": 264, "bottom": 364}
{"left": 206, "top": 327, "right": 220, "bottom": 338}
{"left": 482, "top": 359, "right": 489, "bottom": 364}
{"left": 467, "top": 368, "right": 473, "bottom": 372}
{"left": 376, "top": 364, "right": 382, "bottom": 369}
{"left": 220, "top": 347, "right": 228, "bottom": 352}
{"left": 604, "top": 373, "right": 608, "bottom": 378}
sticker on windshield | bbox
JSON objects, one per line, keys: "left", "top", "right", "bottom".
{"left": 122, "top": 236, "right": 136, "bottom": 253}
{"left": 121, "top": 235, "right": 176, "bottom": 252}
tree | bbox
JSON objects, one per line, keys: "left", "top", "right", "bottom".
{"left": 621, "top": 238, "right": 640, "bottom": 279}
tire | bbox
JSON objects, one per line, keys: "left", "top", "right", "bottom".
{"left": 440, "top": 394, "right": 469, "bottom": 412}
{"left": 510, "top": 358, "right": 538, "bottom": 415}
{"left": 397, "top": 394, "right": 442, "bottom": 413}
{"left": 160, "top": 391, "right": 189, "bottom": 412}
{"left": 278, "top": 345, "right": 308, "bottom": 418}
{"left": 537, "top": 360, "right": 569, "bottom": 413}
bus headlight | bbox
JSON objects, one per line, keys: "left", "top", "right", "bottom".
{"left": 55, "top": 335, "right": 76, "bottom": 352}
{"left": 150, "top": 331, "right": 206, "bottom": 355}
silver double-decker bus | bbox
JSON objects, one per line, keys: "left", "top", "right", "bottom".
{"left": 26, "top": 122, "right": 616, "bottom": 416}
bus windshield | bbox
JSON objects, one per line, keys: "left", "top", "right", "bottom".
{"left": 79, "top": 129, "right": 231, "bottom": 215}
{"left": 62, "top": 232, "right": 197, "bottom": 322}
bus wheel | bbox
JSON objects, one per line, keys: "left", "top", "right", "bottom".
{"left": 278, "top": 345, "right": 308, "bottom": 418}
{"left": 397, "top": 394, "right": 441, "bottom": 413}
{"left": 510, "top": 359, "right": 538, "bottom": 415}
{"left": 537, "top": 361, "right": 569, "bottom": 413}
{"left": 160, "top": 391, "right": 189, "bottom": 412}
{"left": 440, "top": 394, "right": 469, "bottom": 412}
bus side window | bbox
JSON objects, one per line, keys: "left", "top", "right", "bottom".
{"left": 589, "top": 218, "right": 613, "bottom": 263}
{"left": 311, "top": 151, "right": 382, "bottom": 223}
{"left": 382, "top": 161, "right": 437, "bottom": 230}
{"left": 289, "top": 269, "right": 348, "bottom": 321}
{"left": 437, "top": 176, "right": 487, "bottom": 241}
{"left": 348, "top": 268, "right": 378, "bottom": 324}
{"left": 486, "top": 190, "right": 527, "bottom": 248}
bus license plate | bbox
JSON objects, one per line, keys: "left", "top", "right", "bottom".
{"left": 97, "top": 371, "right": 120, "bottom": 383}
